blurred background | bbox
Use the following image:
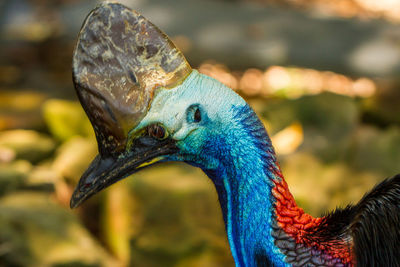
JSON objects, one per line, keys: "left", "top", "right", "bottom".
{"left": 1, "top": 0, "right": 400, "bottom": 266}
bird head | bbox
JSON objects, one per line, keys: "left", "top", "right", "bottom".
{"left": 70, "top": 2, "right": 248, "bottom": 208}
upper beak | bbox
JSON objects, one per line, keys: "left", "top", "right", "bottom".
{"left": 70, "top": 135, "right": 178, "bottom": 208}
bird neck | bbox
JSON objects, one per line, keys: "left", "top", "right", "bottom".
{"left": 203, "top": 104, "right": 352, "bottom": 267}
{"left": 202, "top": 104, "right": 288, "bottom": 266}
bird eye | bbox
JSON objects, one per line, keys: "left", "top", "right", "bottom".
{"left": 194, "top": 108, "right": 201, "bottom": 123}
{"left": 147, "top": 124, "right": 167, "bottom": 140}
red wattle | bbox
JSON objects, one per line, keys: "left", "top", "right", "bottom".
{"left": 271, "top": 177, "right": 353, "bottom": 265}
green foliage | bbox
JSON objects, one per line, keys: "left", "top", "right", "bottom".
{"left": 261, "top": 93, "right": 358, "bottom": 162}
{"left": 0, "top": 160, "right": 30, "bottom": 196}
{"left": 0, "top": 192, "right": 118, "bottom": 267}
{"left": 350, "top": 126, "right": 400, "bottom": 177}
{"left": 42, "top": 99, "right": 94, "bottom": 142}
{"left": 1, "top": 93, "right": 400, "bottom": 266}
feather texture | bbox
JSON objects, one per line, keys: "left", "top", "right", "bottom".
{"left": 71, "top": 7, "right": 400, "bottom": 263}
{"left": 351, "top": 175, "right": 400, "bottom": 266}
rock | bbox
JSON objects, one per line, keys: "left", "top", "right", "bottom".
{"left": 42, "top": 99, "right": 94, "bottom": 142}
{"left": 0, "top": 130, "right": 56, "bottom": 164}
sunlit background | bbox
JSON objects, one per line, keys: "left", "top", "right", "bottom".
{"left": 1, "top": 0, "right": 400, "bottom": 266}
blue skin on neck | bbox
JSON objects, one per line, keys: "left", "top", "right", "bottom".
{"left": 138, "top": 71, "right": 289, "bottom": 266}
{"left": 191, "top": 104, "right": 288, "bottom": 267}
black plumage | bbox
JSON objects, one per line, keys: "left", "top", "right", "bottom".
{"left": 351, "top": 175, "right": 400, "bottom": 266}
{"left": 302, "top": 175, "right": 400, "bottom": 266}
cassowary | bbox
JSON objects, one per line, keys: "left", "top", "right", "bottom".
{"left": 70, "top": 3, "right": 400, "bottom": 266}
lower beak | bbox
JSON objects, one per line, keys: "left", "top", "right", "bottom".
{"left": 70, "top": 136, "right": 177, "bottom": 208}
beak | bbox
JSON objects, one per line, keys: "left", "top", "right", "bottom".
{"left": 70, "top": 135, "right": 178, "bottom": 208}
